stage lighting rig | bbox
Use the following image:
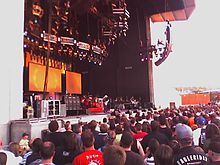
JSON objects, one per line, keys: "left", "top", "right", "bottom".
{"left": 102, "top": 0, "right": 130, "bottom": 45}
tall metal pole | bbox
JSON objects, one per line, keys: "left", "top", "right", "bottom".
{"left": 43, "top": 0, "right": 52, "bottom": 99}
{"left": 146, "top": 17, "right": 155, "bottom": 106}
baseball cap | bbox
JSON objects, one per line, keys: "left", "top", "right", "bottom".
{"left": 209, "top": 141, "right": 220, "bottom": 153}
{"left": 196, "top": 116, "right": 206, "bottom": 125}
{"left": 175, "top": 123, "right": 193, "bottom": 140}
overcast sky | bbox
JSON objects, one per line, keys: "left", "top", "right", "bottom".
{"left": 151, "top": 0, "right": 220, "bottom": 108}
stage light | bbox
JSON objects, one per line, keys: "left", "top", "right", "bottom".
{"left": 24, "top": 31, "right": 28, "bottom": 36}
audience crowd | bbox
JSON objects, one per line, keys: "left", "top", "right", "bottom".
{"left": 1, "top": 103, "right": 220, "bottom": 164}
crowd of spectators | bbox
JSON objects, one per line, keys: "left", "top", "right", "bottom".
{"left": 1, "top": 103, "right": 220, "bottom": 164}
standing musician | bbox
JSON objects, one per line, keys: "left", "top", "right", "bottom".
{"left": 103, "top": 95, "right": 110, "bottom": 113}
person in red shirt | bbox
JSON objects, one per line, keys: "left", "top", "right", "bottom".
{"left": 73, "top": 129, "right": 104, "bottom": 165}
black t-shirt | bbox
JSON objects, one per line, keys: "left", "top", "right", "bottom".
{"left": 141, "top": 131, "right": 169, "bottom": 151}
{"left": 48, "top": 132, "right": 65, "bottom": 147}
{"left": 125, "top": 151, "right": 144, "bottom": 165}
{"left": 53, "top": 146, "right": 81, "bottom": 165}
{"left": 174, "top": 146, "right": 208, "bottom": 165}
{"left": 159, "top": 127, "right": 173, "bottom": 140}
{"left": 95, "top": 133, "right": 108, "bottom": 150}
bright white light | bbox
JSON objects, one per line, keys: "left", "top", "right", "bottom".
{"left": 152, "top": 0, "right": 220, "bottom": 108}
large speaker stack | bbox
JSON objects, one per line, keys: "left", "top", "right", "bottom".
{"left": 65, "top": 95, "right": 83, "bottom": 116}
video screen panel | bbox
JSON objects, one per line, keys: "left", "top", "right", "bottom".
{"left": 47, "top": 67, "right": 62, "bottom": 92}
{"left": 181, "top": 93, "right": 210, "bottom": 105}
{"left": 66, "top": 71, "right": 82, "bottom": 94}
{"left": 29, "top": 63, "right": 61, "bottom": 92}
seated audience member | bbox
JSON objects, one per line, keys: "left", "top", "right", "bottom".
{"left": 144, "top": 138, "right": 160, "bottom": 165}
{"left": 19, "top": 133, "right": 30, "bottom": 154}
{"left": 174, "top": 123, "right": 208, "bottom": 165}
{"left": 72, "top": 129, "right": 104, "bottom": 165}
{"left": 208, "top": 141, "right": 220, "bottom": 164}
{"left": 53, "top": 133, "right": 82, "bottom": 165}
{"left": 0, "top": 152, "right": 7, "bottom": 165}
{"left": 120, "top": 131, "right": 144, "bottom": 165}
{"left": 48, "top": 120, "right": 64, "bottom": 148}
{"left": 26, "top": 138, "right": 43, "bottom": 165}
{"left": 103, "top": 145, "right": 126, "bottom": 165}
{"left": 30, "top": 141, "right": 55, "bottom": 165}
{"left": 154, "top": 144, "right": 174, "bottom": 165}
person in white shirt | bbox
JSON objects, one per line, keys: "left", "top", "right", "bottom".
{"left": 192, "top": 116, "right": 206, "bottom": 146}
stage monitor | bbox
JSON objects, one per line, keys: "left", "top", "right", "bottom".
{"left": 29, "top": 63, "right": 62, "bottom": 92}
{"left": 66, "top": 71, "right": 82, "bottom": 94}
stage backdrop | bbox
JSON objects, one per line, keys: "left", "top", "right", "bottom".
{"left": 29, "top": 63, "right": 62, "bottom": 92}
{"left": 66, "top": 71, "right": 82, "bottom": 94}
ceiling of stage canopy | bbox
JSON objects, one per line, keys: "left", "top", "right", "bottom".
{"left": 141, "top": 0, "right": 196, "bottom": 22}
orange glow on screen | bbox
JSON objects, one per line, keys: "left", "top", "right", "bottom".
{"left": 66, "top": 71, "right": 82, "bottom": 94}
{"left": 47, "top": 67, "right": 62, "bottom": 92}
{"left": 29, "top": 63, "right": 61, "bottom": 92}
{"left": 181, "top": 94, "right": 210, "bottom": 105}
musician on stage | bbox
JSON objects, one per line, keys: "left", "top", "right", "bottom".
{"left": 103, "top": 95, "right": 110, "bottom": 113}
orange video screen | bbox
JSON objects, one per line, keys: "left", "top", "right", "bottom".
{"left": 181, "top": 93, "right": 210, "bottom": 105}
{"left": 66, "top": 71, "right": 82, "bottom": 94}
{"left": 29, "top": 63, "right": 61, "bottom": 92}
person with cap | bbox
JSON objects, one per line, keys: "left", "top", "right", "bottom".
{"left": 174, "top": 123, "right": 208, "bottom": 165}
{"left": 193, "top": 116, "right": 207, "bottom": 147}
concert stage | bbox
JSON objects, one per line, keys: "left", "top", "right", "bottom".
{"left": 10, "top": 113, "right": 107, "bottom": 144}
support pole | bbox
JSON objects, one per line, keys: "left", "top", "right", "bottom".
{"left": 146, "top": 17, "right": 155, "bottom": 106}
{"left": 43, "top": 0, "right": 52, "bottom": 99}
